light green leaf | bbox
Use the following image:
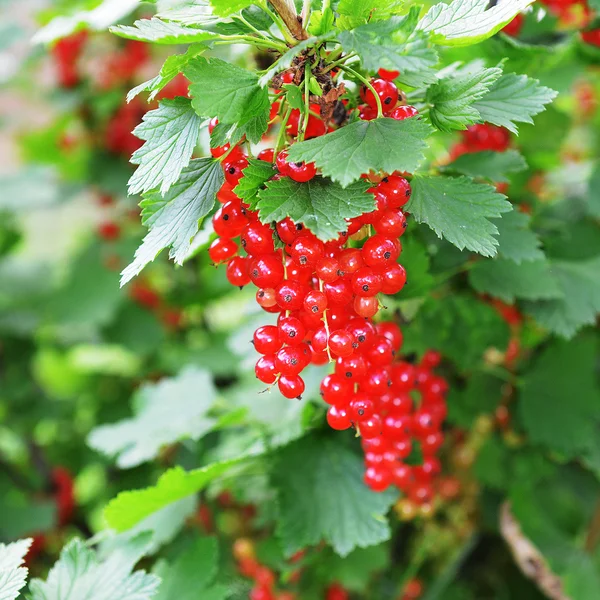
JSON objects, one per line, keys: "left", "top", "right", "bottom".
{"left": 209, "top": 0, "right": 253, "bottom": 16}
{"left": 271, "top": 435, "right": 397, "bottom": 557}
{"left": 336, "top": 0, "right": 404, "bottom": 29}
{"left": 586, "top": 163, "right": 600, "bottom": 219}
{"left": 493, "top": 210, "right": 544, "bottom": 263}
{"left": 256, "top": 177, "right": 374, "bottom": 241}
{"left": 308, "top": 8, "right": 335, "bottom": 35}
{"left": 407, "top": 174, "right": 512, "bottom": 257}
{"left": 121, "top": 158, "right": 224, "bottom": 285}
{"left": 468, "top": 258, "right": 562, "bottom": 303}
{"left": 286, "top": 118, "right": 432, "bottom": 188}
{"left": 33, "top": 0, "right": 139, "bottom": 44}
{"left": 519, "top": 336, "right": 599, "bottom": 458}
{"left": 523, "top": 256, "right": 600, "bottom": 339}
{"left": 129, "top": 99, "right": 201, "bottom": 196}
{"left": 234, "top": 159, "right": 275, "bottom": 209}
{"left": 444, "top": 149, "right": 527, "bottom": 183}
{"left": 473, "top": 73, "right": 557, "bottom": 134}
{"left": 111, "top": 18, "right": 219, "bottom": 44}
{"left": 186, "top": 57, "right": 270, "bottom": 126}
{"left": 0, "top": 538, "right": 32, "bottom": 600}
{"left": 282, "top": 84, "right": 303, "bottom": 109}
{"left": 427, "top": 64, "right": 503, "bottom": 131}
{"left": 88, "top": 367, "right": 218, "bottom": 469}
{"left": 417, "top": 0, "right": 536, "bottom": 47}
{"left": 29, "top": 537, "right": 159, "bottom": 600}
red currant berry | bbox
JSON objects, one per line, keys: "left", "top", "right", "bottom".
{"left": 257, "top": 148, "right": 275, "bottom": 162}
{"left": 376, "top": 321, "right": 403, "bottom": 351}
{"left": 328, "top": 329, "right": 354, "bottom": 357}
{"left": 287, "top": 160, "right": 317, "bottom": 183}
{"left": 226, "top": 256, "right": 251, "bottom": 287}
{"left": 256, "top": 288, "right": 277, "bottom": 309}
{"left": 249, "top": 254, "right": 285, "bottom": 288}
{"left": 377, "top": 176, "right": 412, "bottom": 209}
{"left": 241, "top": 221, "right": 275, "bottom": 255}
{"left": 327, "top": 405, "right": 352, "bottom": 430}
{"left": 354, "top": 296, "right": 379, "bottom": 318}
{"left": 352, "top": 267, "right": 383, "bottom": 297}
{"left": 360, "top": 79, "right": 399, "bottom": 115}
{"left": 335, "top": 355, "right": 367, "bottom": 380}
{"left": 275, "top": 281, "right": 307, "bottom": 311}
{"left": 323, "top": 279, "right": 353, "bottom": 306}
{"left": 255, "top": 355, "right": 278, "bottom": 384}
{"left": 316, "top": 257, "right": 341, "bottom": 283}
{"left": 358, "top": 414, "right": 382, "bottom": 439}
{"left": 377, "top": 68, "right": 399, "bottom": 80}
{"left": 275, "top": 345, "right": 309, "bottom": 376}
{"left": 364, "top": 466, "right": 392, "bottom": 492}
{"left": 213, "top": 201, "right": 248, "bottom": 238}
{"left": 278, "top": 374, "right": 305, "bottom": 399}
{"left": 253, "top": 325, "right": 282, "bottom": 355}
{"left": 390, "top": 105, "right": 419, "bottom": 120}
{"left": 320, "top": 374, "right": 353, "bottom": 406}
{"left": 290, "top": 234, "right": 324, "bottom": 267}
{"left": 380, "top": 263, "right": 407, "bottom": 295}
{"left": 208, "top": 237, "right": 238, "bottom": 263}
{"left": 303, "top": 289, "right": 327, "bottom": 315}
{"left": 276, "top": 217, "right": 304, "bottom": 244}
{"left": 374, "top": 208, "right": 407, "bottom": 237}
{"left": 278, "top": 316, "right": 306, "bottom": 345}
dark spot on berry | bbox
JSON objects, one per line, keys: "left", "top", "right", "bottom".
{"left": 337, "top": 269, "right": 345, "bottom": 277}
{"left": 241, "top": 239, "right": 247, "bottom": 247}
{"left": 284, "top": 294, "right": 292, "bottom": 302}
{"left": 405, "top": 189, "right": 411, "bottom": 197}
{"left": 387, "top": 380, "right": 392, "bottom": 387}
{"left": 358, "top": 335, "right": 366, "bottom": 342}
{"left": 289, "top": 331, "right": 296, "bottom": 337}
{"left": 228, "top": 166, "right": 236, "bottom": 174}
{"left": 300, "top": 256, "right": 307, "bottom": 265}
{"left": 291, "top": 358, "right": 298, "bottom": 365}
{"left": 223, "top": 214, "right": 229, "bottom": 221}
{"left": 296, "top": 224, "right": 303, "bottom": 230}
{"left": 382, "top": 177, "right": 389, "bottom": 183}
{"left": 257, "top": 290, "right": 264, "bottom": 298}
{"left": 352, "top": 342, "right": 359, "bottom": 349}
{"left": 362, "top": 284, "right": 369, "bottom": 292}
{"left": 311, "top": 306, "right": 318, "bottom": 313}
{"left": 358, "top": 408, "right": 364, "bottom": 416}
{"left": 384, "top": 97, "right": 392, "bottom": 104}
{"left": 251, "top": 269, "right": 258, "bottom": 277}
{"left": 384, "top": 251, "right": 391, "bottom": 259}
{"left": 294, "top": 162, "right": 304, "bottom": 168}
{"left": 345, "top": 371, "right": 352, "bottom": 378}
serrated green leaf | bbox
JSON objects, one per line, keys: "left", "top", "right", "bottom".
{"left": 121, "top": 158, "right": 224, "bottom": 285}
{"left": 444, "top": 149, "right": 527, "bottom": 183}
{"left": 209, "top": 111, "right": 269, "bottom": 147}
{"left": 111, "top": 18, "right": 219, "bottom": 44}
{"left": 186, "top": 57, "right": 270, "bottom": 126}
{"left": 468, "top": 258, "right": 562, "bottom": 303}
{"left": 493, "top": 210, "right": 544, "bottom": 263}
{"left": 427, "top": 64, "right": 502, "bottom": 131}
{"left": 209, "top": 0, "right": 253, "bottom": 16}
{"left": 407, "top": 174, "right": 512, "bottom": 257}
{"left": 394, "top": 236, "right": 434, "bottom": 299}
{"left": 256, "top": 177, "right": 374, "bottom": 241}
{"left": 29, "top": 537, "right": 159, "bottom": 600}
{"left": 519, "top": 336, "right": 600, "bottom": 458}
{"left": 523, "top": 256, "right": 600, "bottom": 339}
{"left": 234, "top": 159, "right": 275, "bottom": 209}
{"left": 129, "top": 99, "right": 201, "bottom": 196}
{"left": 0, "top": 538, "right": 32, "bottom": 600}
{"left": 88, "top": 367, "right": 218, "bottom": 469}
{"left": 282, "top": 84, "right": 303, "bottom": 110}
{"left": 308, "top": 8, "right": 335, "bottom": 35}
{"left": 154, "top": 538, "right": 226, "bottom": 600}
{"left": 286, "top": 118, "right": 432, "bottom": 188}
{"left": 336, "top": 0, "right": 404, "bottom": 29}
{"left": 472, "top": 73, "right": 557, "bottom": 134}
{"left": 338, "top": 18, "right": 438, "bottom": 80}
{"left": 418, "top": 0, "right": 536, "bottom": 47}
{"left": 271, "top": 435, "right": 397, "bottom": 557}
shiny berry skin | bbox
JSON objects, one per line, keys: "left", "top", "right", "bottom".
{"left": 374, "top": 208, "right": 407, "bottom": 237}
{"left": 320, "top": 374, "right": 353, "bottom": 405}
{"left": 363, "top": 234, "right": 400, "bottom": 268}
{"left": 376, "top": 321, "right": 403, "bottom": 351}
{"left": 288, "top": 160, "right": 317, "bottom": 182}
{"left": 290, "top": 235, "right": 324, "bottom": 267}
{"left": 358, "top": 414, "right": 382, "bottom": 439}
{"left": 275, "top": 345, "right": 309, "bottom": 376}
{"left": 226, "top": 256, "right": 251, "bottom": 287}
{"left": 338, "top": 248, "right": 364, "bottom": 274}
{"left": 390, "top": 105, "right": 419, "bottom": 120}
{"left": 352, "top": 267, "right": 383, "bottom": 297}
{"left": 256, "top": 287, "right": 277, "bottom": 309}
{"left": 349, "top": 395, "right": 375, "bottom": 420}
{"left": 328, "top": 330, "right": 354, "bottom": 357}
{"left": 276, "top": 217, "right": 304, "bottom": 244}
{"left": 213, "top": 203, "right": 246, "bottom": 239}
{"left": 276, "top": 150, "right": 291, "bottom": 176}
{"left": 380, "top": 263, "right": 407, "bottom": 295}
{"left": 278, "top": 375, "right": 305, "bottom": 399}
{"left": 377, "top": 176, "right": 412, "bottom": 208}
{"left": 275, "top": 281, "right": 307, "bottom": 311}
{"left": 223, "top": 156, "right": 248, "bottom": 186}
{"left": 366, "top": 335, "right": 395, "bottom": 366}
{"left": 255, "top": 355, "right": 278, "bottom": 384}
{"left": 421, "top": 349, "right": 442, "bottom": 369}
{"left": 327, "top": 405, "right": 352, "bottom": 430}
{"left": 354, "top": 296, "right": 379, "bottom": 318}
{"left": 278, "top": 316, "right": 306, "bottom": 345}
{"left": 253, "top": 325, "right": 281, "bottom": 355}
{"left": 360, "top": 79, "right": 399, "bottom": 115}
{"left": 364, "top": 466, "right": 392, "bottom": 491}
{"left": 345, "top": 318, "right": 376, "bottom": 350}
{"left": 316, "top": 257, "right": 341, "bottom": 283}
{"left": 382, "top": 414, "right": 412, "bottom": 441}
{"left": 257, "top": 148, "right": 275, "bottom": 162}
{"left": 378, "top": 68, "right": 400, "bottom": 80}
{"left": 208, "top": 237, "right": 237, "bottom": 263}
{"left": 249, "top": 254, "right": 285, "bottom": 288}
{"left": 335, "top": 355, "right": 367, "bottom": 380}
{"left": 303, "top": 289, "right": 327, "bottom": 315}
{"left": 360, "top": 367, "right": 392, "bottom": 396}
{"left": 241, "top": 221, "right": 275, "bottom": 255}
{"left": 323, "top": 279, "right": 353, "bottom": 306}
{"left": 358, "top": 104, "right": 378, "bottom": 121}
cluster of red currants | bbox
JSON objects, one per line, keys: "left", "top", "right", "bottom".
{"left": 450, "top": 123, "right": 511, "bottom": 160}
{"left": 51, "top": 31, "right": 88, "bottom": 88}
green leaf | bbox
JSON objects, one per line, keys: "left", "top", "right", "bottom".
{"left": 154, "top": 538, "right": 226, "bottom": 600}
{"left": 523, "top": 256, "right": 600, "bottom": 339}
{"left": 286, "top": 118, "right": 432, "bottom": 188}
{"left": 186, "top": 57, "right": 270, "bottom": 126}
{"left": 417, "top": 0, "right": 536, "bottom": 47}
{"left": 519, "top": 335, "right": 600, "bottom": 458}
{"left": 282, "top": 84, "right": 303, "bottom": 110}
{"left": 402, "top": 295, "right": 510, "bottom": 372}
{"left": 586, "top": 163, "right": 600, "bottom": 219}
{"left": 394, "top": 236, "right": 434, "bottom": 299}
{"left": 336, "top": 0, "right": 404, "bottom": 29}
{"left": 129, "top": 99, "right": 201, "bottom": 196}
{"left": 209, "top": 112, "right": 269, "bottom": 147}
{"left": 472, "top": 73, "right": 557, "bottom": 134}
{"left": 0, "top": 538, "right": 32, "bottom": 600}
{"left": 407, "top": 174, "right": 512, "bottom": 257}
{"left": 338, "top": 19, "right": 438, "bottom": 80}
{"left": 32, "top": 0, "right": 139, "bottom": 44}
{"left": 308, "top": 8, "right": 335, "bottom": 35}
{"left": 234, "top": 159, "right": 275, "bottom": 209}
{"left": 29, "top": 537, "right": 159, "bottom": 600}
{"left": 427, "top": 64, "right": 502, "bottom": 131}
{"left": 111, "top": 18, "right": 219, "bottom": 44}
{"left": 121, "top": 158, "right": 224, "bottom": 286}
{"left": 468, "top": 258, "right": 562, "bottom": 303}
{"left": 493, "top": 211, "right": 544, "bottom": 263}
{"left": 104, "top": 459, "right": 250, "bottom": 531}
{"left": 447, "top": 374, "right": 504, "bottom": 427}
{"left": 256, "top": 177, "right": 374, "bottom": 241}
{"left": 444, "top": 149, "right": 527, "bottom": 183}
{"left": 209, "top": 0, "right": 253, "bottom": 16}
{"left": 271, "top": 435, "right": 397, "bottom": 557}
{"left": 88, "top": 367, "right": 218, "bottom": 469}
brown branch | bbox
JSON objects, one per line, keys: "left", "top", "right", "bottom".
{"left": 584, "top": 498, "right": 600, "bottom": 553}
{"left": 269, "top": 0, "right": 309, "bottom": 40}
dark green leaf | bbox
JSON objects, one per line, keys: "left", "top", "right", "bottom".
{"left": 256, "top": 177, "right": 374, "bottom": 241}
{"left": 394, "top": 236, "right": 434, "bottom": 299}
{"left": 407, "top": 174, "right": 512, "bottom": 257}
{"left": 234, "top": 159, "right": 275, "bottom": 209}
{"left": 587, "top": 163, "right": 600, "bottom": 219}
{"left": 494, "top": 211, "right": 544, "bottom": 263}
{"left": 286, "top": 118, "right": 432, "bottom": 188}
{"left": 443, "top": 149, "right": 527, "bottom": 183}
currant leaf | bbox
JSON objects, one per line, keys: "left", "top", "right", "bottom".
{"left": 121, "top": 158, "right": 224, "bottom": 286}
{"left": 444, "top": 149, "right": 527, "bottom": 182}
{"left": 468, "top": 259, "right": 563, "bottom": 303}
{"left": 493, "top": 211, "right": 544, "bottom": 263}
{"left": 234, "top": 159, "right": 275, "bottom": 209}
{"left": 209, "top": 0, "right": 254, "bottom": 16}
{"left": 426, "top": 64, "right": 503, "bottom": 131}
{"left": 417, "top": 0, "right": 536, "bottom": 47}
{"left": 473, "top": 73, "right": 558, "bottom": 133}
{"left": 128, "top": 99, "right": 201, "bottom": 196}
{"left": 111, "top": 18, "right": 219, "bottom": 44}
{"left": 286, "top": 118, "right": 432, "bottom": 188}
{"left": 336, "top": 0, "right": 404, "bottom": 30}
{"left": 185, "top": 57, "right": 270, "bottom": 126}
{"left": 256, "top": 177, "right": 375, "bottom": 241}
{"left": 586, "top": 163, "right": 600, "bottom": 219}
{"left": 271, "top": 434, "right": 397, "bottom": 557}
{"left": 0, "top": 538, "right": 32, "bottom": 600}
{"left": 407, "top": 174, "right": 512, "bottom": 257}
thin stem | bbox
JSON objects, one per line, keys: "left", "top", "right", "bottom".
{"left": 214, "top": 35, "right": 287, "bottom": 52}
{"left": 233, "top": 14, "right": 280, "bottom": 44}
{"left": 301, "top": 0, "right": 311, "bottom": 26}
{"left": 319, "top": 278, "right": 334, "bottom": 363}
{"left": 340, "top": 64, "right": 382, "bottom": 118}
{"left": 322, "top": 51, "right": 357, "bottom": 73}
{"left": 269, "top": 0, "right": 309, "bottom": 41}
{"left": 275, "top": 106, "right": 293, "bottom": 155}
{"left": 299, "top": 63, "right": 311, "bottom": 142}
{"left": 260, "top": 2, "right": 296, "bottom": 46}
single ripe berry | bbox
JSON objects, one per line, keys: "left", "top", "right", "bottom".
{"left": 303, "top": 289, "right": 328, "bottom": 315}
{"left": 249, "top": 254, "right": 285, "bottom": 288}
{"left": 351, "top": 267, "right": 383, "bottom": 297}
{"left": 275, "top": 345, "right": 308, "bottom": 376}
{"left": 278, "top": 316, "right": 306, "bottom": 345}
{"left": 380, "top": 263, "right": 407, "bottom": 295}
{"left": 349, "top": 394, "right": 375, "bottom": 420}
{"left": 226, "top": 256, "right": 251, "bottom": 287}
{"left": 276, "top": 217, "right": 304, "bottom": 244}
{"left": 374, "top": 208, "right": 407, "bottom": 237}
{"left": 364, "top": 466, "right": 392, "bottom": 492}
{"left": 223, "top": 156, "right": 248, "bottom": 186}
{"left": 257, "top": 148, "right": 275, "bottom": 162}
{"left": 354, "top": 295, "right": 379, "bottom": 318}
{"left": 208, "top": 237, "right": 238, "bottom": 263}
{"left": 275, "top": 280, "right": 307, "bottom": 311}
{"left": 278, "top": 375, "right": 305, "bottom": 399}
{"left": 328, "top": 330, "right": 354, "bottom": 358}
{"left": 255, "top": 355, "right": 278, "bottom": 384}
{"left": 323, "top": 279, "right": 353, "bottom": 306}
{"left": 241, "top": 221, "right": 275, "bottom": 255}
{"left": 256, "top": 288, "right": 277, "bottom": 309}
{"left": 346, "top": 318, "right": 376, "bottom": 350}
{"left": 290, "top": 235, "right": 324, "bottom": 267}
{"left": 360, "top": 79, "right": 399, "bottom": 115}
{"left": 390, "top": 105, "right": 419, "bottom": 120}
{"left": 287, "top": 160, "right": 317, "bottom": 183}
{"left": 316, "top": 257, "right": 341, "bottom": 283}
{"left": 377, "top": 176, "right": 412, "bottom": 208}
{"left": 335, "top": 355, "right": 367, "bottom": 380}
{"left": 253, "top": 325, "right": 282, "bottom": 355}
{"left": 320, "top": 374, "right": 353, "bottom": 406}
{"left": 376, "top": 321, "right": 403, "bottom": 351}
{"left": 358, "top": 414, "right": 383, "bottom": 439}
{"left": 327, "top": 405, "right": 352, "bottom": 430}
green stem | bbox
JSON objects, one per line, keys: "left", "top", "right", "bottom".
{"left": 275, "top": 106, "right": 292, "bottom": 155}
{"left": 322, "top": 51, "right": 357, "bottom": 73}
{"left": 233, "top": 14, "right": 282, "bottom": 45}
{"left": 299, "top": 63, "right": 311, "bottom": 142}
{"left": 322, "top": 0, "right": 331, "bottom": 10}
{"left": 215, "top": 35, "right": 287, "bottom": 52}
{"left": 340, "top": 64, "right": 382, "bottom": 118}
